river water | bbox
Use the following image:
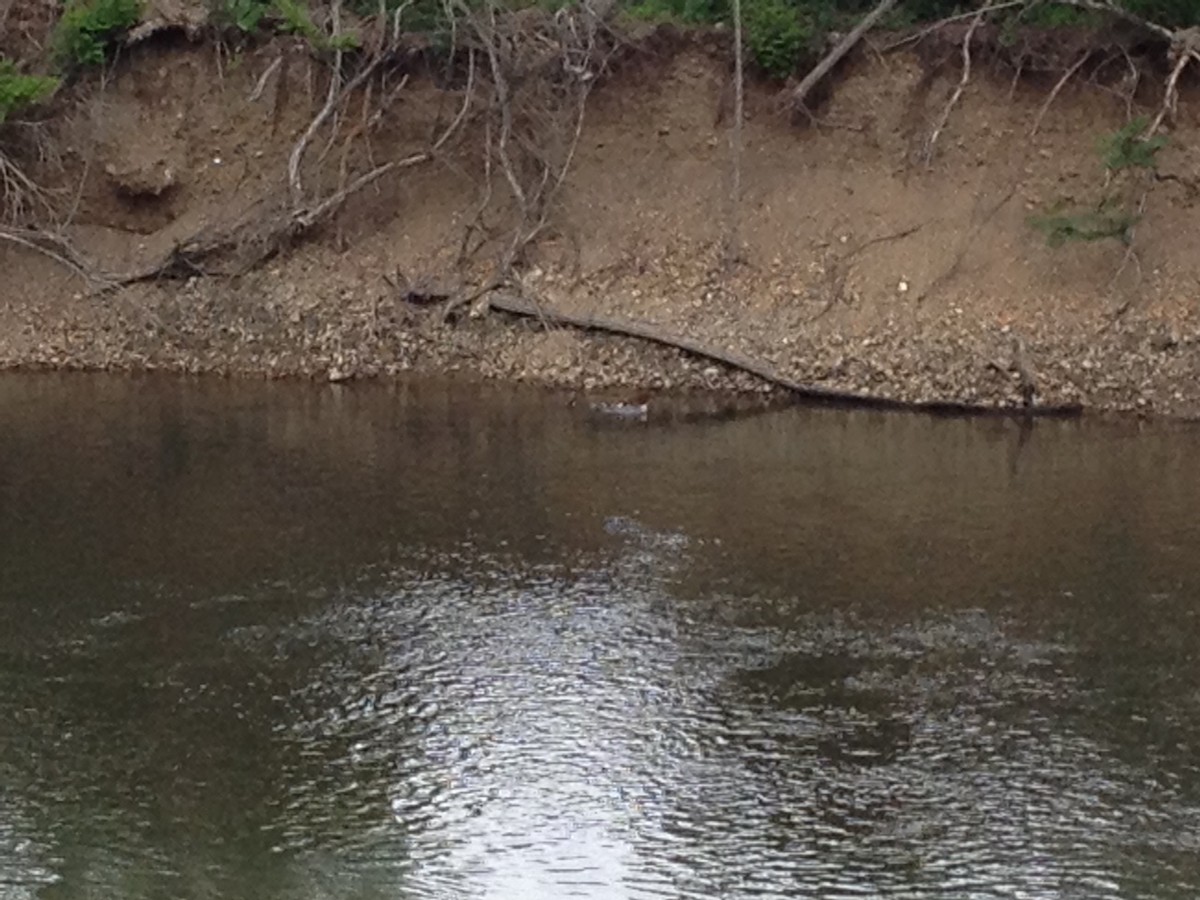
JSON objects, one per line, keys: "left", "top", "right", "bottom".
{"left": 2, "top": 374, "right": 1200, "bottom": 899}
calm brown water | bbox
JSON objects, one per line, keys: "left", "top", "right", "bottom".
{"left": 2, "top": 374, "right": 1200, "bottom": 899}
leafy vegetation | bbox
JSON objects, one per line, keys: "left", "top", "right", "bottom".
{"left": 273, "top": 0, "right": 323, "bottom": 40}
{"left": 1099, "top": 116, "right": 1168, "bottom": 172}
{"left": 743, "top": 0, "right": 810, "bottom": 77}
{"left": 1028, "top": 119, "right": 1166, "bottom": 249}
{"left": 214, "top": 0, "right": 272, "bottom": 33}
{"left": 0, "top": 60, "right": 59, "bottom": 124}
{"left": 1029, "top": 200, "right": 1140, "bottom": 247}
{"left": 212, "top": 0, "right": 361, "bottom": 48}
{"left": 53, "top": 0, "right": 142, "bottom": 68}
{"left": 35, "top": 0, "right": 1200, "bottom": 78}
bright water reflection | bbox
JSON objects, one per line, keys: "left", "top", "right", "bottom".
{"left": 2, "top": 375, "right": 1200, "bottom": 899}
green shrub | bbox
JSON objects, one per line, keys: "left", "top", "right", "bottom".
{"left": 1029, "top": 120, "right": 1166, "bottom": 249}
{"left": 215, "top": 0, "right": 271, "bottom": 33}
{"left": 744, "top": 0, "right": 808, "bottom": 78}
{"left": 273, "top": 0, "right": 322, "bottom": 40}
{"left": 346, "top": 0, "right": 450, "bottom": 32}
{"left": 1028, "top": 203, "right": 1139, "bottom": 247}
{"left": 273, "top": 0, "right": 360, "bottom": 50}
{"left": 1099, "top": 116, "right": 1167, "bottom": 173}
{"left": 624, "top": 0, "right": 727, "bottom": 22}
{"left": 0, "top": 60, "right": 59, "bottom": 123}
{"left": 54, "top": 0, "right": 142, "bottom": 68}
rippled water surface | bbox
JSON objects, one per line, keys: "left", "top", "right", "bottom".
{"left": 3, "top": 374, "right": 1200, "bottom": 899}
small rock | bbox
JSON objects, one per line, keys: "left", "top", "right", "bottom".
{"left": 1149, "top": 330, "right": 1178, "bottom": 352}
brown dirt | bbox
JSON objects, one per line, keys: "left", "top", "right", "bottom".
{"left": 3, "top": 25, "right": 1200, "bottom": 416}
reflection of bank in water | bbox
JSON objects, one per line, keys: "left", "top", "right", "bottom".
{"left": 0, "top": 795, "right": 58, "bottom": 898}
{"left": 590, "top": 398, "right": 649, "bottom": 421}
{"left": 585, "top": 389, "right": 785, "bottom": 427}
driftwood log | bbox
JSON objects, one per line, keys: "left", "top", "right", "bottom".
{"left": 487, "top": 292, "right": 1083, "bottom": 418}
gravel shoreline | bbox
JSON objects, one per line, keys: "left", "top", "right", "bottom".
{"left": 3, "top": 276, "right": 1199, "bottom": 421}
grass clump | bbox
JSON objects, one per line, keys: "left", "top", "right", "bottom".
{"left": 0, "top": 59, "right": 59, "bottom": 123}
{"left": 53, "top": 0, "right": 142, "bottom": 68}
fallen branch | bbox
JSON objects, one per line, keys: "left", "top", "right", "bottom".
{"left": 486, "top": 291, "right": 1083, "bottom": 417}
{"left": 788, "top": 0, "right": 899, "bottom": 117}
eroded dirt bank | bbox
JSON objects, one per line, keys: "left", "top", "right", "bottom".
{"left": 3, "top": 27, "right": 1200, "bottom": 416}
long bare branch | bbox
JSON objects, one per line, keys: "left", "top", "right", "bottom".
{"left": 789, "top": 0, "right": 898, "bottom": 115}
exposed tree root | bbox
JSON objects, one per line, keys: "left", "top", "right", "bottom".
{"left": 440, "top": 0, "right": 615, "bottom": 319}
{"left": 723, "top": 0, "right": 745, "bottom": 268}
{"left": 922, "top": 4, "right": 988, "bottom": 166}
{"left": 0, "top": 150, "right": 52, "bottom": 224}
{"left": 811, "top": 223, "right": 926, "bottom": 319}
{"left": 111, "top": 46, "right": 477, "bottom": 287}
{"left": 1029, "top": 50, "right": 1091, "bottom": 137}
{"left": 1147, "top": 32, "right": 1197, "bottom": 134}
{"left": 0, "top": 225, "right": 112, "bottom": 286}
{"left": 486, "top": 291, "right": 1083, "bottom": 418}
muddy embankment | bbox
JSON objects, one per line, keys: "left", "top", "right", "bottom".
{"left": 3, "top": 17, "right": 1200, "bottom": 417}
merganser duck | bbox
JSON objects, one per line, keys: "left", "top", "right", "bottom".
{"left": 590, "top": 390, "right": 650, "bottom": 420}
